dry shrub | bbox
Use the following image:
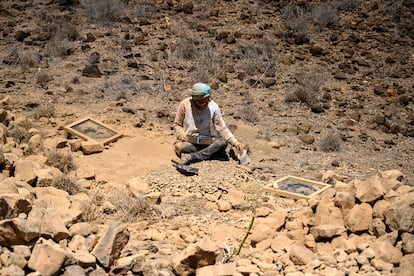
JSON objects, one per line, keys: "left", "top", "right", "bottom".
{"left": 45, "top": 19, "right": 79, "bottom": 42}
{"left": 108, "top": 188, "right": 156, "bottom": 223}
{"left": 311, "top": 2, "right": 338, "bottom": 30}
{"left": 240, "top": 105, "right": 258, "bottom": 123}
{"left": 36, "top": 71, "right": 53, "bottom": 89}
{"left": 236, "top": 43, "right": 273, "bottom": 78}
{"left": 128, "top": 0, "right": 157, "bottom": 19}
{"left": 53, "top": 174, "right": 81, "bottom": 195}
{"left": 320, "top": 133, "right": 342, "bottom": 152}
{"left": 33, "top": 103, "right": 56, "bottom": 120}
{"left": 46, "top": 150, "right": 77, "bottom": 174}
{"left": 238, "top": 92, "right": 258, "bottom": 123}
{"left": 81, "top": 0, "right": 127, "bottom": 24}
{"left": 43, "top": 19, "right": 78, "bottom": 58}
{"left": 285, "top": 69, "right": 326, "bottom": 105}
{"left": 173, "top": 34, "right": 220, "bottom": 83}
{"left": 80, "top": 202, "right": 100, "bottom": 222}
{"left": 80, "top": 189, "right": 105, "bottom": 222}
{"left": 337, "top": 0, "right": 359, "bottom": 11}
{"left": 281, "top": 2, "right": 310, "bottom": 34}
{"left": 5, "top": 49, "right": 41, "bottom": 72}
{"left": 8, "top": 119, "right": 33, "bottom": 144}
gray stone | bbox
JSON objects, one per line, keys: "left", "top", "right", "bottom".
{"left": 383, "top": 189, "right": 414, "bottom": 233}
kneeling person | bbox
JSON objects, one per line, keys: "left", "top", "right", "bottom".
{"left": 173, "top": 83, "right": 245, "bottom": 165}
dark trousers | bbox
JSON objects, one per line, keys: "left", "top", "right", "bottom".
{"left": 175, "top": 137, "right": 229, "bottom": 162}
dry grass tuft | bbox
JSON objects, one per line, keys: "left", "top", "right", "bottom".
{"left": 53, "top": 174, "right": 81, "bottom": 195}
{"left": 108, "top": 188, "right": 157, "bottom": 223}
{"left": 46, "top": 150, "right": 77, "bottom": 174}
{"left": 281, "top": 2, "right": 310, "bottom": 34}
{"left": 36, "top": 71, "right": 53, "bottom": 89}
{"left": 80, "top": 0, "right": 127, "bottom": 24}
{"left": 173, "top": 34, "right": 220, "bottom": 83}
{"left": 285, "top": 69, "right": 326, "bottom": 105}
{"left": 33, "top": 103, "right": 56, "bottom": 120}
{"left": 319, "top": 133, "right": 342, "bottom": 152}
{"left": 8, "top": 119, "right": 33, "bottom": 144}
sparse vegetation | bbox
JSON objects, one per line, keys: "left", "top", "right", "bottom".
{"left": 4, "top": 49, "right": 41, "bottom": 72}
{"left": 8, "top": 119, "right": 33, "bottom": 144}
{"left": 36, "top": 71, "right": 52, "bottom": 89}
{"left": 336, "top": 0, "right": 359, "bottom": 11}
{"left": 81, "top": 0, "right": 128, "bottom": 24}
{"left": 33, "top": 103, "right": 56, "bottom": 120}
{"left": 281, "top": 2, "right": 310, "bottom": 34}
{"left": 173, "top": 34, "right": 220, "bottom": 83}
{"left": 53, "top": 174, "right": 81, "bottom": 195}
{"left": 108, "top": 188, "right": 156, "bottom": 223}
{"left": 236, "top": 43, "right": 273, "bottom": 79}
{"left": 46, "top": 150, "right": 77, "bottom": 174}
{"left": 320, "top": 133, "right": 342, "bottom": 152}
{"left": 285, "top": 69, "right": 326, "bottom": 105}
{"left": 312, "top": 2, "right": 338, "bottom": 30}
{"left": 238, "top": 91, "right": 259, "bottom": 123}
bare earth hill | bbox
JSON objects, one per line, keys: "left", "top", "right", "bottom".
{"left": 0, "top": 0, "right": 413, "bottom": 275}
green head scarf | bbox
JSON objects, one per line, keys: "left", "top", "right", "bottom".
{"left": 191, "top": 83, "right": 210, "bottom": 100}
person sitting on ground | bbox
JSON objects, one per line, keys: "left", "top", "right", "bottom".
{"left": 173, "top": 83, "right": 245, "bottom": 165}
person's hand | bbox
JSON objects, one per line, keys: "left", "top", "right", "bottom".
{"left": 235, "top": 142, "right": 245, "bottom": 153}
{"left": 177, "top": 132, "right": 187, "bottom": 142}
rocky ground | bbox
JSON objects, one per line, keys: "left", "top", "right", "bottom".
{"left": 0, "top": 0, "right": 413, "bottom": 275}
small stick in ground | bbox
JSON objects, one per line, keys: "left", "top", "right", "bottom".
{"left": 237, "top": 211, "right": 256, "bottom": 255}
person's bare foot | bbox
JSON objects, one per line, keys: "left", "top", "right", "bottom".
{"left": 171, "top": 153, "right": 193, "bottom": 165}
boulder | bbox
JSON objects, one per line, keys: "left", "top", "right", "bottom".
{"left": 36, "top": 167, "right": 62, "bottom": 187}
{"left": 289, "top": 245, "right": 315, "bottom": 265}
{"left": 81, "top": 140, "right": 104, "bottom": 155}
{"left": 28, "top": 238, "right": 67, "bottom": 276}
{"left": 371, "top": 240, "right": 403, "bottom": 264}
{"left": 69, "top": 222, "right": 93, "bottom": 237}
{"left": 250, "top": 223, "right": 273, "bottom": 245}
{"left": 0, "top": 218, "right": 39, "bottom": 246}
{"left": 26, "top": 204, "right": 69, "bottom": 241}
{"left": 270, "top": 234, "right": 295, "bottom": 252}
{"left": 62, "top": 264, "right": 87, "bottom": 276}
{"left": 310, "top": 224, "right": 346, "bottom": 240}
{"left": 401, "top": 233, "right": 414, "bottom": 254}
{"left": 75, "top": 164, "right": 95, "bottom": 180}
{"left": 333, "top": 191, "right": 355, "bottom": 215}
{"left": 383, "top": 189, "right": 414, "bottom": 233}
{"left": 91, "top": 222, "right": 129, "bottom": 268}
{"left": 14, "top": 160, "right": 40, "bottom": 185}
{"left": 27, "top": 134, "right": 43, "bottom": 154}
{"left": 345, "top": 203, "right": 372, "bottom": 233}
{"left": 310, "top": 195, "right": 344, "bottom": 226}
{"left": 0, "top": 265, "right": 25, "bottom": 276}
{"left": 126, "top": 177, "right": 151, "bottom": 196}
{"left": 257, "top": 207, "right": 288, "bottom": 231}
{"left": 353, "top": 175, "right": 385, "bottom": 204}
{"left": 0, "top": 194, "right": 32, "bottom": 219}
{"left": 173, "top": 238, "right": 219, "bottom": 276}
{"left": 395, "top": 253, "right": 414, "bottom": 276}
